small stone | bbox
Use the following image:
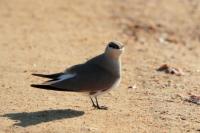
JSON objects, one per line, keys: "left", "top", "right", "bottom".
{"left": 159, "top": 36, "right": 166, "bottom": 44}
{"left": 157, "top": 64, "right": 184, "bottom": 76}
{"left": 180, "top": 116, "right": 186, "bottom": 120}
{"left": 123, "top": 68, "right": 127, "bottom": 71}
{"left": 128, "top": 86, "right": 133, "bottom": 89}
{"left": 128, "top": 84, "right": 137, "bottom": 89}
{"left": 187, "top": 95, "right": 200, "bottom": 105}
{"left": 160, "top": 111, "right": 168, "bottom": 114}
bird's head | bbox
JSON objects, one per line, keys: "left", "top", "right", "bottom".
{"left": 105, "top": 41, "right": 124, "bottom": 59}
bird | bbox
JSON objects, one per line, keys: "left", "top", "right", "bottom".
{"left": 31, "top": 41, "right": 124, "bottom": 110}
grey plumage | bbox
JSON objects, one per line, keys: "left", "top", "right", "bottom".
{"left": 31, "top": 41, "right": 124, "bottom": 109}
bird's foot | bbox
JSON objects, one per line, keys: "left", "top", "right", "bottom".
{"left": 90, "top": 96, "right": 108, "bottom": 110}
{"left": 97, "top": 105, "right": 108, "bottom": 110}
{"left": 93, "top": 105, "right": 108, "bottom": 110}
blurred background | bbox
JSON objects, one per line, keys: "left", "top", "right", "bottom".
{"left": 0, "top": 0, "right": 200, "bottom": 132}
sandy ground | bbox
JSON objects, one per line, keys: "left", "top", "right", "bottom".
{"left": 0, "top": 0, "right": 200, "bottom": 132}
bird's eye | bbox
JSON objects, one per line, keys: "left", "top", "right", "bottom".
{"left": 108, "top": 42, "right": 120, "bottom": 49}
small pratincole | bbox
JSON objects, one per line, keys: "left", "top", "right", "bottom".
{"left": 31, "top": 41, "right": 124, "bottom": 110}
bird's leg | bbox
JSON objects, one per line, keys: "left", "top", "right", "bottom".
{"left": 95, "top": 96, "right": 108, "bottom": 110}
{"left": 90, "top": 97, "right": 97, "bottom": 108}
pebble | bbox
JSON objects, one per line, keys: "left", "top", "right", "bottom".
{"left": 128, "top": 84, "right": 137, "bottom": 89}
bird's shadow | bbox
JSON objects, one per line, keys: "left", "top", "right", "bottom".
{"left": 1, "top": 109, "right": 84, "bottom": 127}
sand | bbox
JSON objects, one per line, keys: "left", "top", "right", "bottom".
{"left": 0, "top": 0, "right": 200, "bottom": 132}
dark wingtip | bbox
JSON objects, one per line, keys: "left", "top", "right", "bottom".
{"left": 31, "top": 73, "right": 63, "bottom": 79}
{"left": 32, "top": 73, "right": 47, "bottom": 77}
{"left": 30, "top": 84, "right": 44, "bottom": 88}
{"left": 30, "top": 84, "right": 53, "bottom": 90}
{"left": 30, "top": 84, "right": 67, "bottom": 91}
{"left": 31, "top": 73, "right": 44, "bottom": 77}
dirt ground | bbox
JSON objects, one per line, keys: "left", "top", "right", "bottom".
{"left": 0, "top": 0, "right": 200, "bottom": 132}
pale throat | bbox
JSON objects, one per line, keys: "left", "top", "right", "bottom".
{"left": 110, "top": 57, "right": 121, "bottom": 77}
{"left": 104, "top": 51, "right": 122, "bottom": 77}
